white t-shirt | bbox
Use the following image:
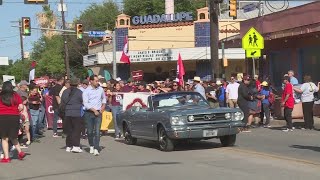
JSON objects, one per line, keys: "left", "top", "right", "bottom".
{"left": 226, "top": 82, "right": 240, "bottom": 100}
{"left": 300, "top": 82, "right": 319, "bottom": 103}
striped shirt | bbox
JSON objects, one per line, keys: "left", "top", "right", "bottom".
{"left": 83, "top": 85, "right": 106, "bottom": 111}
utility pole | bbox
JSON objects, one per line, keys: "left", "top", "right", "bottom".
{"left": 209, "top": 0, "right": 221, "bottom": 79}
{"left": 60, "top": 0, "right": 70, "bottom": 79}
{"left": 19, "top": 20, "right": 24, "bottom": 61}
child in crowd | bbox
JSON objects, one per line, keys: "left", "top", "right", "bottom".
{"left": 20, "top": 96, "right": 31, "bottom": 146}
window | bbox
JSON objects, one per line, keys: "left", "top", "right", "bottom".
{"left": 120, "top": 19, "right": 125, "bottom": 25}
{"left": 199, "top": 13, "right": 206, "bottom": 20}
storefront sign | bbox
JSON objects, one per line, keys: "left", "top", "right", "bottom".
{"left": 132, "top": 12, "right": 193, "bottom": 25}
{"left": 130, "top": 50, "right": 174, "bottom": 62}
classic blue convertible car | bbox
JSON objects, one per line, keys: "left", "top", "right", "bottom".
{"left": 118, "top": 91, "right": 245, "bottom": 151}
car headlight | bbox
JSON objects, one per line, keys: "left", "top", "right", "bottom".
{"left": 234, "top": 111, "right": 244, "bottom": 121}
{"left": 188, "top": 115, "right": 195, "bottom": 122}
{"left": 171, "top": 116, "right": 186, "bottom": 125}
{"left": 225, "top": 113, "right": 232, "bottom": 120}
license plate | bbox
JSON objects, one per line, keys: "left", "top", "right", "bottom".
{"left": 203, "top": 129, "right": 218, "bottom": 137}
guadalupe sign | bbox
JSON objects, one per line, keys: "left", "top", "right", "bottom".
{"left": 132, "top": 12, "right": 193, "bottom": 25}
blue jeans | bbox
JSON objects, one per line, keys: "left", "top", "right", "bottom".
{"left": 53, "top": 109, "right": 59, "bottom": 134}
{"left": 110, "top": 106, "right": 121, "bottom": 137}
{"left": 30, "top": 109, "right": 40, "bottom": 140}
{"left": 38, "top": 104, "right": 46, "bottom": 129}
{"left": 84, "top": 112, "right": 102, "bottom": 150}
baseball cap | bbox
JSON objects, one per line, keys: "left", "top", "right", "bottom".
{"left": 19, "top": 80, "right": 29, "bottom": 86}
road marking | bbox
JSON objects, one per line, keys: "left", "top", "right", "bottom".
{"left": 222, "top": 147, "right": 320, "bottom": 167}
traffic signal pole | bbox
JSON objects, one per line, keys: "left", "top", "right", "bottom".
{"left": 19, "top": 20, "right": 24, "bottom": 61}
{"left": 60, "top": 0, "right": 70, "bottom": 79}
{"left": 209, "top": 0, "right": 221, "bottom": 79}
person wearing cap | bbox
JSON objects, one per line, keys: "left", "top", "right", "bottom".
{"left": 281, "top": 76, "right": 295, "bottom": 132}
{"left": 260, "top": 81, "right": 271, "bottom": 128}
{"left": 237, "top": 75, "right": 253, "bottom": 132}
{"left": 216, "top": 80, "right": 227, "bottom": 107}
{"left": 193, "top": 76, "right": 206, "bottom": 100}
{"left": 226, "top": 76, "right": 240, "bottom": 108}
{"left": 61, "top": 78, "right": 84, "bottom": 153}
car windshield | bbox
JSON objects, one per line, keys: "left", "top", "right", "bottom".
{"left": 151, "top": 92, "right": 209, "bottom": 109}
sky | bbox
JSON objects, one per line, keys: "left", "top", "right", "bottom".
{"left": 0, "top": 0, "right": 313, "bottom": 61}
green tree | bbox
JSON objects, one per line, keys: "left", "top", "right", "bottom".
{"left": 31, "top": 36, "right": 65, "bottom": 78}
{"left": 123, "top": 0, "right": 165, "bottom": 16}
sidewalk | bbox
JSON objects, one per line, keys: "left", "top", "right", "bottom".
{"left": 269, "top": 117, "right": 320, "bottom": 128}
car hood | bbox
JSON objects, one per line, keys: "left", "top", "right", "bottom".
{"left": 168, "top": 106, "right": 241, "bottom": 116}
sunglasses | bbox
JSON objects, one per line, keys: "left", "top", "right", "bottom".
{"left": 173, "top": 84, "right": 178, "bottom": 86}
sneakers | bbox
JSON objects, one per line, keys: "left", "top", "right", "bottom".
{"left": 264, "top": 125, "right": 271, "bottom": 128}
{"left": 282, "top": 128, "right": 293, "bottom": 132}
{"left": 66, "top": 147, "right": 72, "bottom": 152}
{"left": 71, "top": 147, "right": 83, "bottom": 153}
{"left": 18, "top": 152, "right": 26, "bottom": 160}
{"left": 0, "top": 158, "right": 11, "bottom": 163}
{"left": 0, "top": 153, "right": 3, "bottom": 159}
{"left": 53, "top": 133, "right": 59, "bottom": 138}
{"left": 93, "top": 149, "right": 100, "bottom": 156}
{"left": 89, "top": 146, "right": 94, "bottom": 154}
{"left": 26, "top": 141, "right": 31, "bottom": 146}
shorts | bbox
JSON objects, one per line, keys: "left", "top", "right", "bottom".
{"left": 0, "top": 115, "right": 20, "bottom": 139}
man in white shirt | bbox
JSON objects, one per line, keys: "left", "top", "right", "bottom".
{"left": 226, "top": 76, "right": 240, "bottom": 108}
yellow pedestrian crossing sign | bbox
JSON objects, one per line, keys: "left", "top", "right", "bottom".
{"left": 246, "top": 49, "right": 261, "bottom": 58}
{"left": 242, "top": 27, "right": 264, "bottom": 50}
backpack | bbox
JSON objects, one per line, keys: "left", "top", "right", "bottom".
{"left": 268, "top": 92, "right": 275, "bottom": 105}
{"left": 58, "top": 88, "right": 76, "bottom": 118}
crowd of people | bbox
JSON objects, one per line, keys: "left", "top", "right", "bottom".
{"left": 0, "top": 69, "right": 319, "bottom": 163}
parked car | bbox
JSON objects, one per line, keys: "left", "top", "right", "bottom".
{"left": 118, "top": 91, "right": 245, "bottom": 151}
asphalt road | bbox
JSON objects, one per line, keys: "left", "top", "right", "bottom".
{"left": 1, "top": 126, "right": 320, "bottom": 180}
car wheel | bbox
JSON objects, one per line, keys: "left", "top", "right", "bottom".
{"left": 220, "top": 134, "right": 236, "bottom": 147}
{"left": 124, "top": 124, "right": 137, "bottom": 145}
{"left": 158, "top": 126, "right": 174, "bottom": 151}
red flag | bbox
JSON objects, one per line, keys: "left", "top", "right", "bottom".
{"left": 176, "top": 53, "right": 185, "bottom": 86}
{"left": 120, "top": 36, "right": 130, "bottom": 64}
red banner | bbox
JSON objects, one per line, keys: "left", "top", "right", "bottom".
{"left": 45, "top": 95, "right": 63, "bottom": 129}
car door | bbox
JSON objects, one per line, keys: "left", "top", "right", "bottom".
{"left": 130, "top": 106, "right": 148, "bottom": 137}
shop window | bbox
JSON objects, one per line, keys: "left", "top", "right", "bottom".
{"left": 120, "top": 19, "right": 125, "bottom": 25}
{"left": 199, "top": 13, "right": 206, "bottom": 20}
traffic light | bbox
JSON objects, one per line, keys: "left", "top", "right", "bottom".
{"left": 76, "top": 23, "right": 83, "bottom": 39}
{"left": 0, "top": 0, "right": 2, "bottom": 5}
{"left": 22, "top": 17, "right": 31, "bottom": 36}
{"left": 229, "top": 0, "right": 237, "bottom": 19}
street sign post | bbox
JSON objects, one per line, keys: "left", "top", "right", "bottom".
{"left": 88, "top": 31, "right": 108, "bottom": 37}
{"left": 243, "top": 3, "right": 258, "bottom": 13}
{"left": 242, "top": 27, "right": 264, "bottom": 76}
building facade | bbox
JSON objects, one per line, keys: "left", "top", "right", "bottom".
{"left": 84, "top": 7, "right": 245, "bottom": 82}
